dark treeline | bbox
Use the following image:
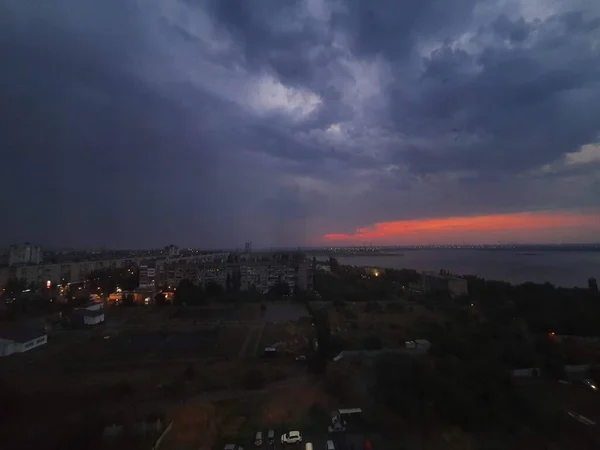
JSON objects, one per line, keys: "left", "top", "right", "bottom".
{"left": 313, "top": 262, "right": 600, "bottom": 437}
{"left": 465, "top": 276, "right": 600, "bottom": 336}
{"left": 315, "top": 258, "right": 420, "bottom": 303}
{"left": 317, "top": 258, "right": 600, "bottom": 337}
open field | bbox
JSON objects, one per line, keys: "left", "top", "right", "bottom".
{"left": 326, "top": 301, "right": 440, "bottom": 350}
{"left": 263, "top": 302, "right": 311, "bottom": 322}
{"left": 512, "top": 378, "right": 600, "bottom": 448}
{"left": 0, "top": 301, "right": 316, "bottom": 450}
{"left": 259, "top": 322, "right": 313, "bottom": 356}
{"left": 163, "top": 383, "right": 338, "bottom": 450}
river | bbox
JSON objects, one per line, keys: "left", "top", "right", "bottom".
{"left": 330, "top": 250, "right": 600, "bottom": 288}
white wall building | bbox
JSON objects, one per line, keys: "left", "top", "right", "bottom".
{"left": 73, "top": 303, "right": 105, "bottom": 325}
{"left": 9, "top": 243, "right": 42, "bottom": 266}
{"left": 74, "top": 310, "right": 105, "bottom": 325}
{"left": 0, "top": 329, "right": 48, "bottom": 357}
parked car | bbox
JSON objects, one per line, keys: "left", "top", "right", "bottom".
{"left": 305, "top": 443, "right": 313, "bottom": 450}
{"left": 295, "top": 355, "right": 306, "bottom": 361}
{"left": 268, "top": 429, "right": 275, "bottom": 445}
{"left": 225, "top": 445, "right": 244, "bottom": 450}
{"left": 326, "top": 441, "right": 335, "bottom": 450}
{"left": 281, "top": 431, "right": 303, "bottom": 444}
{"left": 582, "top": 379, "right": 597, "bottom": 391}
{"left": 255, "top": 431, "right": 263, "bottom": 446}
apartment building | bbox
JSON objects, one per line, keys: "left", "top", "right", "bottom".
{"left": 197, "top": 266, "right": 228, "bottom": 287}
{"left": 410, "top": 271, "right": 469, "bottom": 298}
{"left": 139, "top": 262, "right": 156, "bottom": 289}
{"left": 158, "top": 256, "right": 313, "bottom": 293}
{"left": 2, "top": 251, "right": 313, "bottom": 294}
{"left": 9, "top": 243, "right": 42, "bottom": 266}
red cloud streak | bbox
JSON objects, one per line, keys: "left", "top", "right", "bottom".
{"left": 323, "top": 211, "right": 600, "bottom": 244}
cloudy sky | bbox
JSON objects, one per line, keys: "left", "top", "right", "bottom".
{"left": 2, "top": 0, "right": 600, "bottom": 248}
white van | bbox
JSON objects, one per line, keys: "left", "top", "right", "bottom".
{"left": 326, "top": 441, "right": 335, "bottom": 450}
{"left": 305, "top": 443, "right": 313, "bottom": 450}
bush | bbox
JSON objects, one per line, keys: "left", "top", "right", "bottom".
{"left": 308, "top": 403, "right": 330, "bottom": 428}
{"left": 386, "top": 303, "right": 405, "bottom": 313}
{"left": 343, "top": 309, "right": 358, "bottom": 319}
{"left": 112, "top": 380, "right": 133, "bottom": 399}
{"left": 244, "top": 369, "right": 265, "bottom": 390}
{"left": 364, "top": 335, "right": 383, "bottom": 350}
{"left": 364, "top": 302, "right": 382, "bottom": 313}
{"left": 184, "top": 364, "right": 195, "bottom": 380}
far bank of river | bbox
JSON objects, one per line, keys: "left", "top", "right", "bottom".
{"left": 319, "top": 249, "right": 600, "bottom": 288}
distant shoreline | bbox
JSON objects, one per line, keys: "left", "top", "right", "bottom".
{"left": 324, "top": 249, "right": 599, "bottom": 288}
{"left": 312, "top": 252, "right": 403, "bottom": 257}
{"left": 307, "top": 246, "right": 600, "bottom": 255}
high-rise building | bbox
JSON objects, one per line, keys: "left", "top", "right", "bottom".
{"left": 9, "top": 243, "right": 42, "bottom": 266}
{"left": 244, "top": 241, "right": 252, "bottom": 253}
{"left": 165, "top": 244, "right": 180, "bottom": 258}
{"left": 139, "top": 262, "right": 157, "bottom": 289}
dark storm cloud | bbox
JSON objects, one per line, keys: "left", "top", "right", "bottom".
{"left": 401, "top": 11, "right": 600, "bottom": 175}
{"left": 331, "top": 0, "right": 479, "bottom": 59}
{"left": 1, "top": 0, "right": 599, "bottom": 247}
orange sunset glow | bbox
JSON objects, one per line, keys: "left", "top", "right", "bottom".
{"left": 323, "top": 211, "right": 600, "bottom": 244}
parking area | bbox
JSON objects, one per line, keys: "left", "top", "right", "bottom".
{"left": 220, "top": 430, "right": 384, "bottom": 450}
{"left": 209, "top": 390, "right": 386, "bottom": 450}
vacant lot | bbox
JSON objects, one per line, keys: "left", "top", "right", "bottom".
{"left": 259, "top": 322, "right": 312, "bottom": 355}
{"left": 327, "top": 301, "right": 440, "bottom": 349}
{"left": 513, "top": 378, "right": 600, "bottom": 448}
{"left": 263, "top": 302, "right": 310, "bottom": 322}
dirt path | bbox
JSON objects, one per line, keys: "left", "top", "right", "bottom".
{"left": 183, "top": 374, "right": 309, "bottom": 405}
{"left": 239, "top": 323, "right": 265, "bottom": 357}
{"left": 130, "top": 374, "right": 311, "bottom": 418}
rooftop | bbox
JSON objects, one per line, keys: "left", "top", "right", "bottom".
{"left": 73, "top": 309, "right": 104, "bottom": 318}
{"left": 0, "top": 327, "right": 47, "bottom": 343}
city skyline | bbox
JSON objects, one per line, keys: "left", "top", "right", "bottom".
{"left": 2, "top": 0, "right": 600, "bottom": 248}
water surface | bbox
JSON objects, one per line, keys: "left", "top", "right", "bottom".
{"left": 332, "top": 250, "right": 600, "bottom": 288}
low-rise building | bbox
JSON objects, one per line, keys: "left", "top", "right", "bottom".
{"left": 0, "top": 328, "right": 47, "bottom": 357}
{"left": 410, "top": 271, "right": 468, "bottom": 298}
{"left": 72, "top": 302, "right": 105, "bottom": 326}
{"left": 73, "top": 309, "right": 105, "bottom": 326}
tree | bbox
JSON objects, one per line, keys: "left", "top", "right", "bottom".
{"left": 364, "top": 335, "right": 383, "bottom": 350}
{"left": 3, "top": 278, "right": 26, "bottom": 296}
{"left": 112, "top": 380, "right": 134, "bottom": 399}
{"left": 226, "top": 273, "right": 232, "bottom": 292}
{"left": 205, "top": 281, "right": 223, "bottom": 297}
{"left": 174, "top": 279, "right": 197, "bottom": 305}
{"left": 329, "top": 257, "right": 340, "bottom": 273}
{"left": 312, "top": 308, "right": 332, "bottom": 359}
{"left": 232, "top": 268, "right": 242, "bottom": 291}
{"left": 154, "top": 292, "right": 167, "bottom": 306}
{"left": 589, "top": 277, "right": 599, "bottom": 294}
{"left": 184, "top": 364, "right": 195, "bottom": 381}
{"left": 121, "top": 293, "right": 135, "bottom": 307}
{"left": 267, "top": 282, "right": 290, "bottom": 299}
